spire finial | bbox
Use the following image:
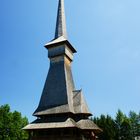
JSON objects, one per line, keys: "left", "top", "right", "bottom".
{"left": 55, "top": 0, "right": 67, "bottom": 39}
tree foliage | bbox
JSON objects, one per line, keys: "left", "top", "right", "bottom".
{"left": 0, "top": 104, "right": 29, "bottom": 140}
{"left": 93, "top": 110, "right": 140, "bottom": 140}
{"left": 94, "top": 115, "right": 117, "bottom": 140}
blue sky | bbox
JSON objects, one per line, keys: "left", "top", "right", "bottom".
{"left": 0, "top": 0, "right": 140, "bottom": 121}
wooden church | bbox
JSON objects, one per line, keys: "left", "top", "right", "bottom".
{"left": 24, "top": 0, "right": 102, "bottom": 139}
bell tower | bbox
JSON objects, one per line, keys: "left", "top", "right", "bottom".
{"left": 24, "top": 0, "right": 101, "bottom": 139}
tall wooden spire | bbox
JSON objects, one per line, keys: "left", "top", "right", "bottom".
{"left": 23, "top": 1, "right": 102, "bottom": 139}
{"left": 45, "top": 0, "right": 76, "bottom": 54}
{"left": 55, "top": 0, "right": 67, "bottom": 39}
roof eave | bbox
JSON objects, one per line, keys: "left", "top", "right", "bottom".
{"left": 33, "top": 111, "right": 74, "bottom": 117}
{"left": 44, "top": 40, "right": 77, "bottom": 53}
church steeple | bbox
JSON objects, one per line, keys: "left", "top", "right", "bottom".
{"left": 55, "top": 0, "right": 67, "bottom": 39}
{"left": 33, "top": 0, "right": 90, "bottom": 116}
{"left": 45, "top": 0, "right": 76, "bottom": 57}
{"left": 23, "top": 1, "right": 102, "bottom": 138}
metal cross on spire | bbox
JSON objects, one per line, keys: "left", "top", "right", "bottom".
{"left": 55, "top": 0, "right": 67, "bottom": 39}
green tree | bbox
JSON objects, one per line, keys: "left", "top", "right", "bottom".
{"left": 115, "top": 110, "right": 127, "bottom": 140}
{"left": 94, "top": 114, "right": 117, "bottom": 140}
{"left": 93, "top": 110, "right": 140, "bottom": 140}
{"left": 0, "top": 104, "right": 29, "bottom": 140}
{"left": 115, "top": 110, "right": 135, "bottom": 140}
{"left": 120, "top": 118, "right": 132, "bottom": 140}
{"left": 129, "top": 111, "right": 140, "bottom": 139}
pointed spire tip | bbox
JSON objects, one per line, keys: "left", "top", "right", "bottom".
{"left": 55, "top": 0, "right": 67, "bottom": 39}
